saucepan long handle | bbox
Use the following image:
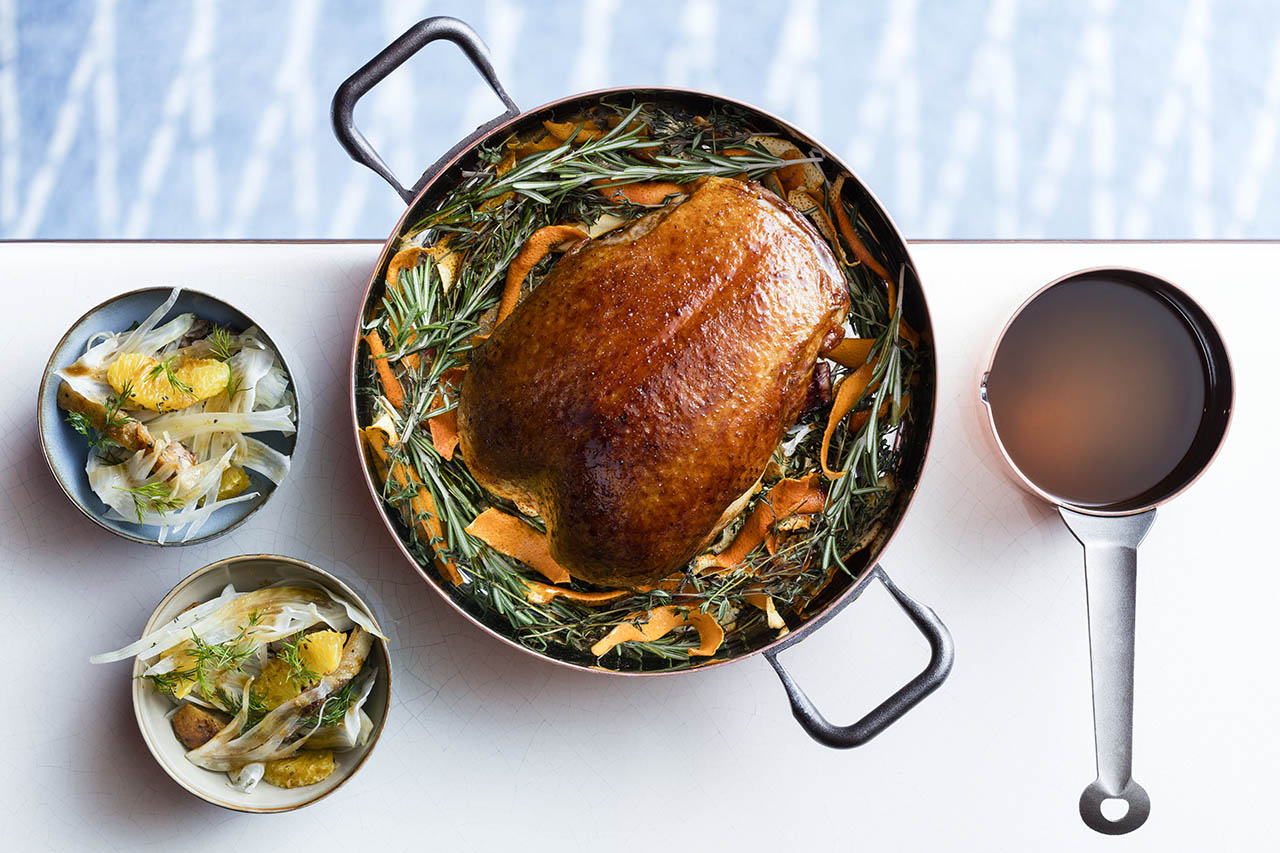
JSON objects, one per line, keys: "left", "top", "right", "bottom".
{"left": 1059, "top": 507, "right": 1157, "bottom": 835}
{"left": 331, "top": 16, "right": 520, "bottom": 203}
{"left": 765, "top": 566, "right": 954, "bottom": 748}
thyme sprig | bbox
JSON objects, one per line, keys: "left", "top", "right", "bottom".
{"left": 362, "top": 100, "right": 923, "bottom": 669}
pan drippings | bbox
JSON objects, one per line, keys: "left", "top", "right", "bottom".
{"left": 985, "top": 277, "right": 1207, "bottom": 508}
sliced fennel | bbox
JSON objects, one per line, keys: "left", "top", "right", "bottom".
{"left": 91, "top": 585, "right": 383, "bottom": 794}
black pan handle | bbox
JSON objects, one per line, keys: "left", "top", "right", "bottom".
{"left": 331, "top": 16, "right": 520, "bottom": 203}
{"left": 765, "top": 565, "right": 954, "bottom": 748}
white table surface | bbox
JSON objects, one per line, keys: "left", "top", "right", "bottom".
{"left": 2, "top": 241, "right": 1275, "bottom": 851}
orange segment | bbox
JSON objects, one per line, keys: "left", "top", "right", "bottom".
{"left": 106, "top": 353, "right": 229, "bottom": 412}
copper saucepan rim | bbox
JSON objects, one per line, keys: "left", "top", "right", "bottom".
{"left": 347, "top": 85, "right": 939, "bottom": 676}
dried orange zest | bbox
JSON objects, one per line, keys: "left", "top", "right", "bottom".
{"left": 363, "top": 427, "right": 461, "bottom": 585}
{"left": 824, "top": 337, "right": 875, "bottom": 369}
{"left": 465, "top": 508, "right": 571, "bottom": 584}
{"left": 685, "top": 610, "right": 725, "bottom": 657}
{"left": 386, "top": 246, "right": 428, "bottom": 292}
{"left": 850, "top": 391, "right": 911, "bottom": 433}
{"left": 777, "top": 149, "right": 810, "bottom": 193}
{"left": 383, "top": 246, "right": 435, "bottom": 369}
{"left": 498, "top": 225, "right": 589, "bottom": 325}
{"left": 507, "top": 134, "right": 563, "bottom": 161}
{"left": 820, "top": 364, "right": 875, "bottom": 479}
{"left": 745, "top": 593, "right": 787, "bottom": 630}
{"left": 831, "top": 176, "right": 918, "bottom": 347}
{"left": 592, "top": 180, "right": 685, "bottom": 206}
{"left": 542, "top": 118, "right": 604, "bottom": 143}
{"left": 695, "top": 475, "right": 825, "bottom": 573}
{"left": 590, "top": 605, "right": 725, "bottom": 658}
{"left": 786, "top": 189, "right": 847, "bottom": 265}
{"left": 363, "top": 330, "right": 405, "bottom": 411}
{"left": 831, "top": 175, "right": 892, "bottom": 284}
{"left": 426, "top": 367, "right": 465, "bottom": 460}
{"left": 522, "top": 580, "right": 628, "bottom": 606}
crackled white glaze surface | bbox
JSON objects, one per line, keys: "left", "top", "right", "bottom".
{"left": 2, "top": 241, "right": 1275, "bottom": 850}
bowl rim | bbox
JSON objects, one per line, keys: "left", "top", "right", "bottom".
{"left": 36, "top": 285, "right": 302, "bottom": 546}
{"left": 129, "top": 553, "right": 392, "bottom": 814}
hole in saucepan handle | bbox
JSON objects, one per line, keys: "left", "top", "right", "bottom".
{"left": 1100, "top": 797, "right": 1130, "bottom": 821}
{"left": 331, "top": 16, "right": 520, "bottom": 203}
{"left": 1080, "top": 778, "right": 1150, "bottom": 835}
{"left": 765, "top": 567, "right": 954, "bottom": 749}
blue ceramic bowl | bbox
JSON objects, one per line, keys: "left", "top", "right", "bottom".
{"left": 37, "top": 287, "right": 300, "bottom": 545}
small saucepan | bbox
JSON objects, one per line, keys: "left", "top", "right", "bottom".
{"left": 981, "top": 267, "right": 1233, "bottom": 834}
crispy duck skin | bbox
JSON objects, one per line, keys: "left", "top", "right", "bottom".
{"left": 457, "top": 177, "right": 848, "bottom": 587}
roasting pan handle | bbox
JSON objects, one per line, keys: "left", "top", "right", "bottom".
{"left": 331, "top": 16, "right": 520, "bottom": 203}
{"left": 765, "top": 565, "right": 953, "bottom": 749}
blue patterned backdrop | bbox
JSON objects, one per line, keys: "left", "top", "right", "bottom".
{"left": 2, "top": 0, "right": 1277, "bottom": 239}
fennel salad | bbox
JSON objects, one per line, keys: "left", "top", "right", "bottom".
{"left": 55, "top": 288, "right": 295, "bottom": 542}
{"left": 92, "top": 584, "right": 386, "bottom": 793}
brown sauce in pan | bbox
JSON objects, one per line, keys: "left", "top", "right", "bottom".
{"left": 984, "top": 277, "right": 1208, "bottom": 508}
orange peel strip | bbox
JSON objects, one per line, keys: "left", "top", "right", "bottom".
{"left": 745, "top": 593, "right": 787, "bottom": 630}
{"left": 426, "top": 366, "right": 465, "bottom": 460}
{"left": 363, "top": 428, "right": 462, "bottom": 585}
{"left": 776, "top": 149, "right": 810, "bottom": 194}
{"left": 695, "top": 475, "right": 825, "bottom": 573}
{"left": 363, "top": 330, "right": 405, "bottom": 411}
{"left": 820, "top": 363, "right": 875, "bottom": 479}
{"left": 850, "top": 391, "right": 911, "bottom": 433}
{"left": 464, "top": 508, "right": 571, "bottom": 584}
{"left": 506, "top": 134, "right": 562, "bottom": 161}
{"left": 542, "top": 118, "right": 605, "bottom": 142}
{"left": 523, "top": 580, "right": 628, "bottom": 606}
{"left": 685, "top": 610, "right": 726, "bottom": 657}
{"left": 383, "top": 247, "right": 434, "bottom": 370}
{"left": 498, "top": 225, "right": 589, "bottom": 325}
{"left": 589, "top": 605, "right": 725, "bottom": 658}
{"left": 831, "top": 176, "right": 920, "bottom": 347}
{"left": 593, "top": 180, "right": 685, "bottom": 206}
{"left": 824, "top": 337, "right": 875, "bottom": 369}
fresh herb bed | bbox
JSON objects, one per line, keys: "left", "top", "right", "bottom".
{"left": 359, "top": 99, "right": 925, "bottom": 671}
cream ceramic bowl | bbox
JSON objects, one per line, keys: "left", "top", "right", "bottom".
{"left": 129, "top": 554, "right": 391, "bottom": 813}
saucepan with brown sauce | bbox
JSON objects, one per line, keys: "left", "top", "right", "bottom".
{"left": 981, "top": 267, "right": 1233, "bottom": 834}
